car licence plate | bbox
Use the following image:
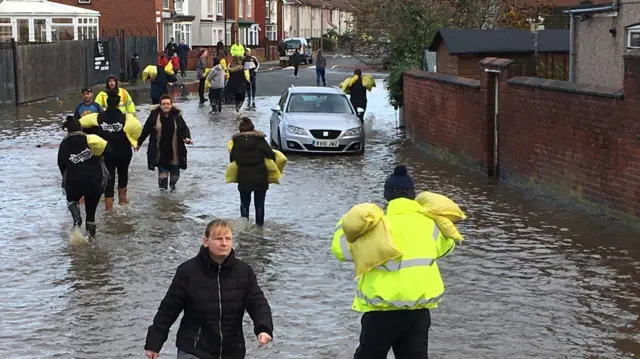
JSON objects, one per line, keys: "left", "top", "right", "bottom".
{"left": 313, "top": 140, "right": 339, "bottom": 147}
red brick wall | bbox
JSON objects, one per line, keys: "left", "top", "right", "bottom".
{"left": 403, "top": 56, "right": 640, "bottom": 221}
{"left": 255, "top": 0, "right": 267, "bottom": 46}
{"left": 52, "top": 0, "right": 156, "bottom": 37}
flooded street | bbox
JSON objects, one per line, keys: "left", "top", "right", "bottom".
{"left": 1, "top": 71, "right": 639, "bottom": 359}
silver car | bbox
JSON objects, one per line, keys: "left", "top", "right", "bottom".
{"left": 269, "top": 86, "right": 365, "bottom": 154}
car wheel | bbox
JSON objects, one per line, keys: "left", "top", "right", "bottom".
{"left": 278, "top": 128, "right": 287, "bottom": 153}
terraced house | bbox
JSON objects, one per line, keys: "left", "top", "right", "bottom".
{"left": 281, "top": 0, "right": 352, "bottom": 39}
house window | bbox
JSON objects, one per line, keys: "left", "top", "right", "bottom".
{"left": 78, "top": 0, "right": 91, "bottom": 3}
{"left": 0, "top": 18, "right": 11, "bottom": 42}
{"left": 247, "top": 0, "right": 252, "bottom": 17}
{"left": 267, "top": 24, "right": 276, "bottom": 41}
{"left": 217, "top": 0, "right": 223, "bottom": 15}
{"left": 174, "top": 23, "right": 191, "bottom": 45}
{"left": 208, "top": 0, "right": 214, "bottom": 15}
{"left": 239, "top": 0, "right": 244, "bottom": 18}
{"left": 163, "top": 23, "right": 173, "bottom": 44}
{"left": 163, "top": 0, "right": 170, "bottom": 9}
{"left": 175, "top": 0, "right": 183, "bottom": 12}
{"left": 628, "top": 26, "right": 640, "bottom": 48}
{"left": 77, "top": 17, "right": 98, "bottom": 40}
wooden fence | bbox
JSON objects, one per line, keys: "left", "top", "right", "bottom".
{"left": 0, "top": 34, "right": 156, "bottom": 106}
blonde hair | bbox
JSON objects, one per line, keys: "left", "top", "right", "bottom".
{"left": 204, "top": 219, "right": 232, "bottom": 237}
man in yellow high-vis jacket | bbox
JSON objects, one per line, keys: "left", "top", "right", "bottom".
{"left": 331, "top": 165, "right": 456, "bottom": 359}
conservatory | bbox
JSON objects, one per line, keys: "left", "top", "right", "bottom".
{"left": 0, "top": 0, "right": 100, "bottom": 42}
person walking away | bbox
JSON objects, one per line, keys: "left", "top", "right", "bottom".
{"left": 315, "top": 49, "right": 327, "bottom": 86}
{"left": 150, "top": 59, "right": 178, "bottom": 105}
{"left": 207, "top": 57, "right": 225, "bottom": 113}
{"left": 176, "top": 39, "right": 190, "bottom": 78}
{"left": 230, "top": 117, "right": 275, "bottom": 227}
{"left": 130, "top": 53, "right": 141, "bottom": 85}
{"left": 290, "top": 48, "right": 303, "bottom": 79}
{"left": 226, "top": 57, "right": 248, "bottom": 113}
{"left": 196, "top": 49, "right": 209, "bottom": 103}
{"left": 331, "top": 165, "right": 457, "bottom": 359}
{"left": 95, "top": 74, "right": 136, "bottom": 115}
{"left": 58, "top": 116, "right": 111, "bottom": 240}
{"left": 164, "top": 37, "right": 178, "bottom": 58}
{"left": 242, "top": 48, "right": 260, "bottom": 107}
{"left": 80, "top": 93, "right": 141, "bottom": 210}
{"left": 73, "top": 88, "right": 102, "bottom": 120}
{"left": 349, "top": 69, "right": 368, "bottom": 123}
{"left": 144, "top": 219, "right": 273, "bottom": 359}
{"left": 136, "top": 94, "right": 193, "bottom": 192}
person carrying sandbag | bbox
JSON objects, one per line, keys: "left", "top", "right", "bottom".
{"left": 331, "top": 164, "right": 457, "bottom": 359}
{"left": 230, "top": 117, "right": 276, "bottom": 227}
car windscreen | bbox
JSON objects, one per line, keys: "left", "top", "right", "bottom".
{"left": 284, "top": 40, "right": 301, "bottom": 49}
{"left": 286, "top": 93, "right": 353, "bottom": 114}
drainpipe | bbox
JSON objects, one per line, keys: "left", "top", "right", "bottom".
{"left": 563, "top": 3, "right": 617, "bottom": 82}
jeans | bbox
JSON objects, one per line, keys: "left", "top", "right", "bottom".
{"left": 316, "top": 67, "right": 326, "bottom": 86}
{"left": 353, "top": 309, "right": 431, "bottom": 359}
{"left": 239, "top": 189, "right": 266, "bottom": 226}
{"left": 104, "top": 147, "right": 133, "bottom": 198}
{"left": 208, "top": 88, "right": 223, "bottom": 112}
{"left": 245, "top": 74, "right": 257, "bottom": 102}
{"left": 198, "top": 78, "right": 206, "bottom": 102}
{"left": 179, "top": 57, "right": 187, "bottom": 77}
{"left": 158, "top": 164, "right": 180, "bottom": 190}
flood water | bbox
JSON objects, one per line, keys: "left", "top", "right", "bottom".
{"left": 1, "top": 79, "right": 639, "bottom": 359}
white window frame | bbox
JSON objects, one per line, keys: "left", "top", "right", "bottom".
{"left": 627, "top": 25, "right": 640, "bottom": 49}
{"left": 247, "top": 0, "right": 252, "bottom": 18}
{"left": 78, "top": 0, "right": 91, "bottom": 3}
{"left": 175, "top": 0, "right": 183, "bottom": 12}
{"left": 239, "top": 0, "right": 244, "bottom": 18}
{"left": 208, "top": 0, "right": 214, "bottom": 15}
{"left": 217, "top": 0, "right": 223, "bottom": 16}
{"left": 163, "top": 0, "right": 170, "bottom": 10}
{"left": 266, "top": 24, "right": 276, "bottom": 41}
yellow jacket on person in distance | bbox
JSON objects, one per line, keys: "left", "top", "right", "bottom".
{"left": 339, "top": 74, "right": 376, "bottom": 94}
{"left": 415, "top": 191, "right": 466, "bottom": 242}
{"left": 331, "top": 197, "right": 456, "bottom": 313}
{"left": 224, "top": 139, "right": 287, "bottom": 184}
{"left": 141, "top": 62, "right": 176, "bottom": 82}
{"left": 79, "top": 112, "right": 142, "bottom": 147}
{"left": 95, "top": 87, "right": 136, "bottom": 115}
{"left": 230, "top": 43, "right": 245, "bottom": 57}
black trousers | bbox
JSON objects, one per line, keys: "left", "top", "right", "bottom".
{"left": 354, "top": 309, "right": 431, "bottom": 359}
{"left": 293, "top": 65, "right": 299, "bottom": 77}
{"left": 179, "top": 57, "right": 187, "bottom": 77}
{"left": 234, "top": 93, "right": 245, "bottom": 110}
{"left": 209, "top": 88, "right": 223, "bottom": 112}
{"left": 351, "top": 100, "right": 367, "bottom": 123}
{"left": 239, "top": 189, "right": 266, "bottom": 226}
{"left": 104, "top": 147, "right": 133, "bottom": 198}
{"left": 198, "top": 78, "right": 206, "bottom": 101}
{"left": 65, "top": 180, "right": 104, "bottom": 224}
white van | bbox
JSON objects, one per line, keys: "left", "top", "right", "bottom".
{"left": 281, "top": 37, "right": 313, "bottom": 65}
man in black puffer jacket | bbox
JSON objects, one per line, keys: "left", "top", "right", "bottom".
{"left": 144, "top": 219, "right": 274, "bottom": 359}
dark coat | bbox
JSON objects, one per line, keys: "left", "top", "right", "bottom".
{"left": 176, "top": 44, "right": 191, "bottom": 59}
{"left": 349, "top": 76, "right": 367, "bottom": 107}
{"left": 144, "top": 247, "right": 274, "bottom": 359}
{"left": 230, "top": 131, "right": 275, "bottom": 192}
{"left": 150, "top": 65, "right": 178, "bottom": 101}
{"left": 290, "top": 52, "right": 303, "bottom": 65}
{"left": 57, "top": 131, "right": 109, "bottom": 189}
{"left": 138, "top": 106, "right": 191, "bottom": 170}
{"left": 165, "top": 42, "right": 178, "bottom": 57}
{"left": 226, "top": 65, "right": 247, "bottom": 95}
{"left": 95, "top": 108, "right": 129, "bottom": 152}
{"left": 131, "top": 57, "right": 141, "bottom": 74}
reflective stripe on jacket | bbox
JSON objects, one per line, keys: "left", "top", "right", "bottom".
{"left": 331, "top": 197, "right": 456, "bottom": 312}
{"left": 95, "top": 88, "right": 136, "bottom": 115}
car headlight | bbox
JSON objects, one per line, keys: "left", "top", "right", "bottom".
{"left": 344, "top": 127, "right": 362, "bottom": 136}
{"left": 286, "top": 125, "right": 307, "bottom": 135}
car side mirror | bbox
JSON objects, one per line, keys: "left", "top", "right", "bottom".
{"left": 271, "top": 105, "right": 281, "bottom": 113}
{"left": 357, "top": 107, "right": 365, "bottom": 115}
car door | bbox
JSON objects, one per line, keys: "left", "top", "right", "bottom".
{"left": 271, "top": 90, "right": 288, "bottom": 142}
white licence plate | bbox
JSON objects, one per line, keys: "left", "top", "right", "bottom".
{"left": 313, "top": 140, "right": 339, "bottom": 147}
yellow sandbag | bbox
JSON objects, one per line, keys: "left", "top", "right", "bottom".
{"left": 362, "top": 74, "right": 376, "bottom": 91}
{"left": 244, "top": 69, "right": 250, "bottom": 82}
{"left": 79, "top": 112, "right": 99, "bottom": 128}
{"left": 142, "top": 65, "right": 157, "bottom": 81}
{"left": 415, "top": 191, "right": 466, "bottom": 242}
{"left": 124, "top": 113, "right": 142, "bottom": 147}
{"left": 164, "top": 62, "right": 174, "bottom": 76}
{"left": 339, "top": 75, "right": 357, "bottom": 93}
{"left": 220, "top": 58, "right": 230, "bottom": 79}
{"left": 342, "top": 203, "right": 402, "bottom": 278}
{"left": 225, "top": 140, "right": 286, "bottom": 184}
{"left": 204, "top": 68, "right": 212, "bottom": 91}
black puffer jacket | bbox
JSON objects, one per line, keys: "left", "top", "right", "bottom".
{"left": 144, "top": 247, "right": 273, "bottom": 359}
{"left": 230, "top": 131, "right": 276, "bottom": 192}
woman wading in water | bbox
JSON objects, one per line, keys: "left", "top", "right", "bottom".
{"left": 136, "top": 94, "right": 193, "bottom": 192}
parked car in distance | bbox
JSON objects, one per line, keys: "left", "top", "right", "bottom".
{"left": 270, "top": 86, "right": 365, "bottom": 154}
{"left": 282, "top": 37, "right": 313, "bottom": 65}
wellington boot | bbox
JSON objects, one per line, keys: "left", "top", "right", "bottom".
{"left": 104, "top": 197, "right": 114, "bottom": 211}
{"left": 86, "top": 222, "right": 97, "bottom": 240}
{"left": 118, "top": 188, "right": 129, "bottom": 205}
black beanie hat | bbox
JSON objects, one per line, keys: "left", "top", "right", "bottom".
{"left": 383, "top": 165, "right": 416, "bottom": 201}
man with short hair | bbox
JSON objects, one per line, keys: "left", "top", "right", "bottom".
{"left": 242, "top": 48, "right": 260, "bottom": 107}
{"left": 73, "top": 88, "right": 102, "bottom": 120}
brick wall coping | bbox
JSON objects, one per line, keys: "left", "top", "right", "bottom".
{"left": 507, "top": 76, "right": 624, "bottom": 99}
{"left": 404, "top": 69, "right": 481, "bottom": 89}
